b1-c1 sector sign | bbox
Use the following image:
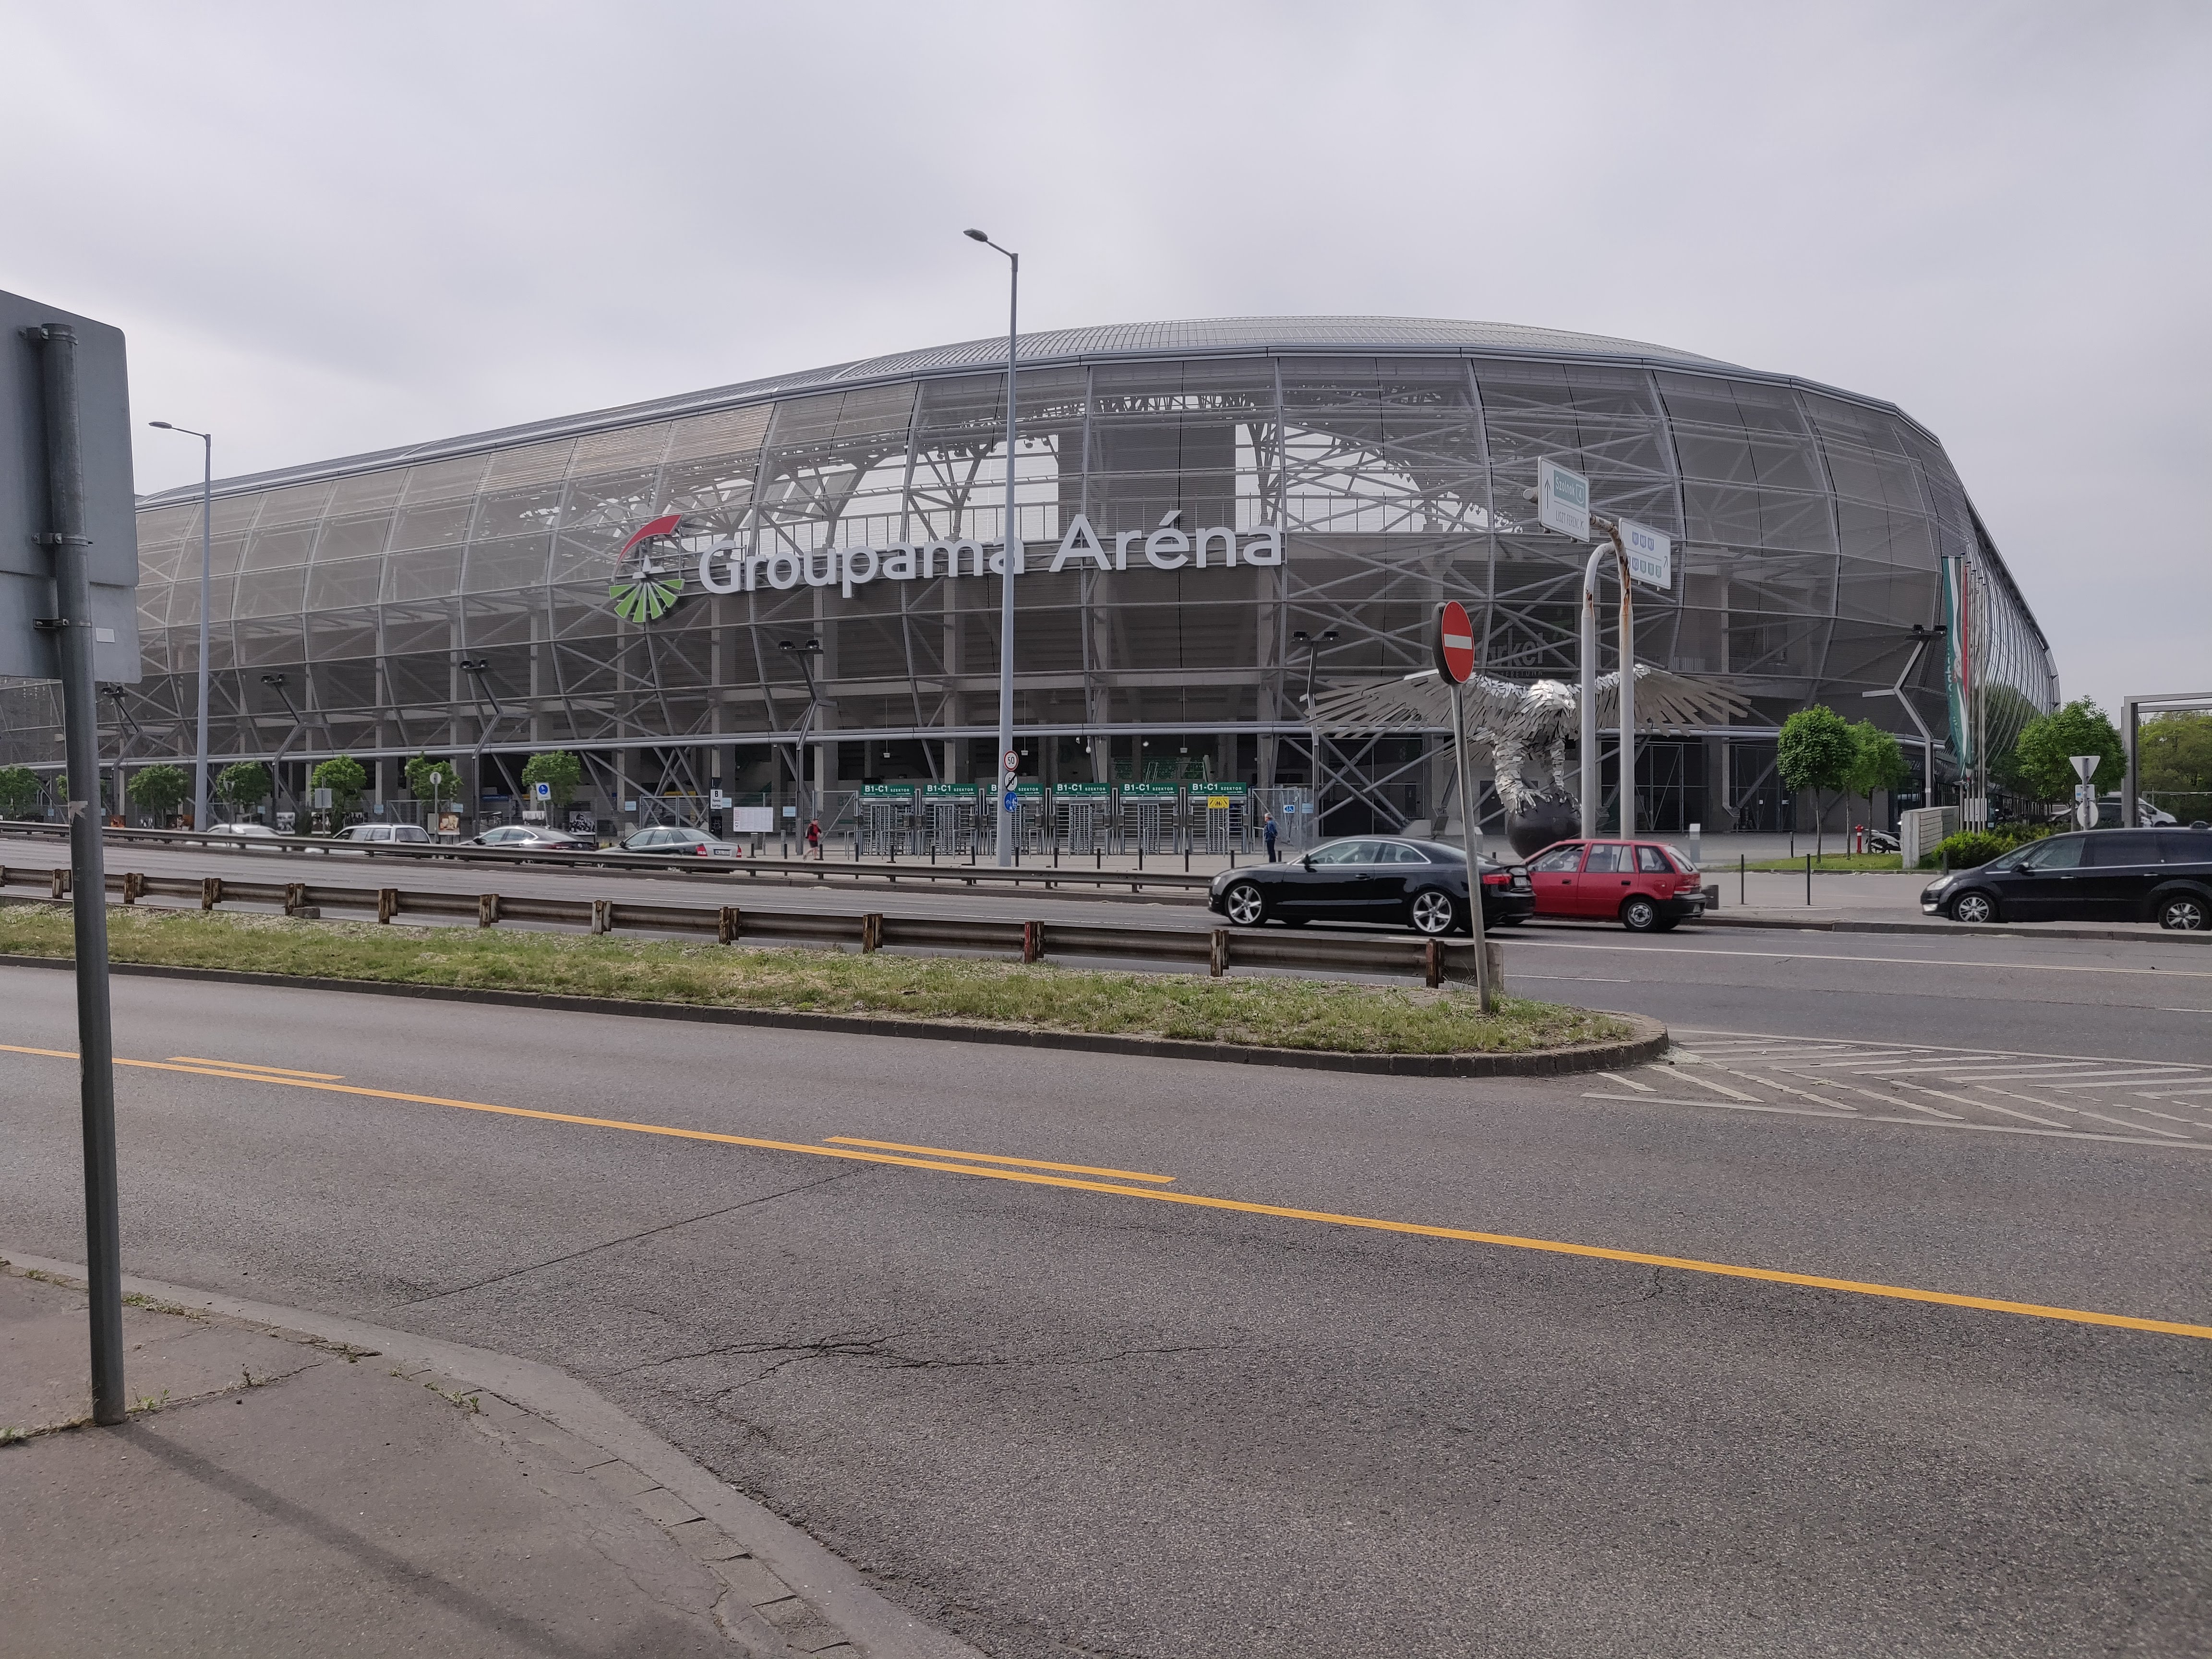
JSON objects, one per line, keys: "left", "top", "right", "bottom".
{"left": 0, "top": 289, "right": 139, "bottom": 682}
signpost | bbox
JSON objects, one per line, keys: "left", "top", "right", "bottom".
{"left": 1435, "top": 602, "right": 1493, "bottom": 1013}
{"left": 3, "top": 291, "right": 139, "bottom": 1428}
{"left": 2071, "top": 754, "right": 2100, "bottom": 830}
{"left": 535, "top": 781, "right": 553, "bottom": 802}
{"left": 1537, "top": 457, "right": 1590, "bottom": 541}
{"left": 1621, "top": 519, "right": 1671, "bottom": 591}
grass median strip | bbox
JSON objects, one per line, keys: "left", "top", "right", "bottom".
{"left": 0, "top": 903, "right": 1628, "bottom": 1057}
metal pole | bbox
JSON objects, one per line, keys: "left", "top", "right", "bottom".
{"left": 1453, "top": 681, "right": 1492, "bottom": 1014}
{"left": 193, "top": 435, "right": 211, "bottom": 830}
{"left": 1615, "top": 532, "right": 1635, "bottom": 840}
{"left": 2123, "top": 697, "right": 2138, "bottom": 829}
{"left": 1578, "top": 545, "right": 1606, "bottom": 838}
{"left": 33, "top": 324, "right": 126, "bottom": 1427}
{"left": 996, "top": 249, "right": 1019, "bottom": 866}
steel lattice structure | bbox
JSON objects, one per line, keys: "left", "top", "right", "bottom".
{"left": 2, "top": 317, "right": 2057, "bottom": 833}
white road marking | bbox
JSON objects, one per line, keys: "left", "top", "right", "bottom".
{"left": 1578, "top": 1095, "right": 2212, "bottom": 1149}
{"left": 1511, "top": 940, "right": 2212, "bottom": 978}
{"left": 1722, "top": 1070, "right": 1853, "bottom": 1111}
{"left": 1671, "top": 1070, "right": 1762, "bottom": 1103}
{"left": 1595, "top": 1071, "right": 1655, "bottom": 1093}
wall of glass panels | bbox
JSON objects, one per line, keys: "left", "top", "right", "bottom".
{"left": 19, "top": 343, "right": 2055, "bottom": 802}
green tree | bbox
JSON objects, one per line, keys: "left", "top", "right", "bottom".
{"left": 127, "top": 762, "right": 192, "bottom": 822}
{"left": 2007, "top": 698, "right": 2123, "bottom": 808}
{"left": 2139, "top": 711, "right": 2212, "bottom": 817}
{"left": 312, "top": 755, "right": 369, "bottom": 820}
{"left": 0, "top": 765, "right": 43, "bottom": 818}
{"left": 216, "top": 761, "right": 271, "bottom": 816}
{"left": 1777, "top": 704, "right": 1856, "bottom": 858}
{"left": 1844, "top": 721, "right": 1910, "bottom": 833}
{"left": 521, "top": 750, "right": 584, "bottom": 810}
{"left": 405, "top": 754, "right": 463, "bottom": 812}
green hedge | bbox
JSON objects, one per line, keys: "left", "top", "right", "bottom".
{"left": 1919, "top": 822, "right": 2057, "bottom": 869}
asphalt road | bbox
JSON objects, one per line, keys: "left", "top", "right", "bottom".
{"left": 3, "top": 958, "right": 2206, "bottom": 1657}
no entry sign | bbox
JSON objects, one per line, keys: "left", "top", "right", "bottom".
{"left": 1434, "top": 600, "right": 1477, "bottom": 684}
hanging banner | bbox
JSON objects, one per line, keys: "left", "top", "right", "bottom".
{"left": 1941, "top": 555, "right": 1973, "bottom": 770}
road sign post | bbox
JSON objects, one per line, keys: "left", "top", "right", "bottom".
{"left": 7, "top": 301, "right": 137, "bottom": 1428}
{"left": 1435, "top": 602, "right": 1493, "bottom": 1014}
{"left": 2070, "top": 755, "right": 2100, "bottom": 829}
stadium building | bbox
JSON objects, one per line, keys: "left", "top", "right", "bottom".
{"left": 24, "top": 317, "right": 2059, "bottom": 845}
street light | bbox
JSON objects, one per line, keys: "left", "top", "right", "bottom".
{"left": 965, "top": 227, "right": 1020, "bottom": 866}
{"left": 148, "top": 421, "right": 213, "bottom": 830}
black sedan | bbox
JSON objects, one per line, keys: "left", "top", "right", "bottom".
{"left": 471, "top": 824, "right": 597, "bottom": 852}
{"left": 1921, "top": 827, "right": 2212, "bottom": 929}
{"left": 1207, "top": 836, "right": 1533, "bottom": 936}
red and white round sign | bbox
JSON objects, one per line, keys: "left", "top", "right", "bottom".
{"left": 1434, "top": 600, "right": 1476, "bottom": 684}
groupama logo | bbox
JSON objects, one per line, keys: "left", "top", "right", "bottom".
{"left": 611, "top": 513, "right": 685, "bottom": 623}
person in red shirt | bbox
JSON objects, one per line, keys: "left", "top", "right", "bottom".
{"left": 805, "top": 818, "right": 822, "bottom": 860}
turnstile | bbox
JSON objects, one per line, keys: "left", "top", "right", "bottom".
{"left": 1194, "top": 786, "right": 1249, "bottom": 855}
{"left": 1119, "top": 786, "right": 1181, "bottom": 855}
{"left": 1052, "top": 785, "right": 1114, "bottom": 854}
{"left": 922, "top": 786, "right": 979, "bottom": 855}
{"left": 858, "top": 788, "right": 920, "bottom": 856}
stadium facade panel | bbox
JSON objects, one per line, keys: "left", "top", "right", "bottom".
{"left": 23, "top": 317, "right": 2057, "bottom": 836}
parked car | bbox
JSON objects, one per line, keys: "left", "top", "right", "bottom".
{"left": 1522, "top": 838, "right": 1708, "bottom": 931}
{"left": 620, "top": 827, "right": 743, "bottom": 859}
{"left": 1207, "top": 836, "right": 1532, "bottom": 936}
{"left": 472, "top": 824, "right": 597, "bottom": 852}
{"left": 206, "top": 821, "right": 279, "bottom": 843}
{"left": 1921, "top": 827, "right": 2212, "bottom": 929}
{"left": 330, "top": 823, "right": 432, "bottom": 846}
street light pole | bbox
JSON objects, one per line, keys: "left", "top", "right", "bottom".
{"left": 966, "top": 229, "right": 1020, "bottom": 866}
{"left": 149, "top": 422, "right": 213, "bottom": 830}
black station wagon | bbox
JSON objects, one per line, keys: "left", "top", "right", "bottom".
{"left": 1921, "top": 828, "right": 2212, "bottom": 930}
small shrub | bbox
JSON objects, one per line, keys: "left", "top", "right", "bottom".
{"left": 1923, "top": 830, "right": 2010, "bottom": 869}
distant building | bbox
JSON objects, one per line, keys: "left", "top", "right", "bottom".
{"left": 24, "top": 317, "right": 2057, "bottom": 836}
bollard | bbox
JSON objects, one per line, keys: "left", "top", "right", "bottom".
{"left": 1484, "top": 938, "right": 1507, "bottom": 999}
{"left": 477, "top": 893, "right": 500, "bottom": 928}
{"left": 718, "top": 905, "right": 739, "bottom": 945}
{"left": 1209, "top": 928, "right": 1229, "bottom": 978}
{"left": 1022, "top": 919, "right": 1044, "bottom": 963}
{"left": 284, "top": 882, "right": 308, "bottom": 917}
{"left": 1424, "top": 938, "right": 1443, "bottom": 988}
{"left": 376, "top": 887, "right": 398, "bottom": 925}
{"left": 1739, "top": 853, "right": 1745, "bottom": 908}
{"left": 1805, "top": 853, "right": 1813, "bottom": 906}
{"left": 200, "top": 875, "right": 221, "bottom": 911}
{"left": 861, "top": 912, "right": 883, "bottom": 952}
{"left": 590, "top": 898, "right": 613, "bottom": 935}
{"left": 122, "top": 870, "right": 144, "bottom": 905}
{"left": 50, "top": 867, "right": 71, "bottom": 900}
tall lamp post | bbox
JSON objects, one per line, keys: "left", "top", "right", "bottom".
{"left": 964, "top": 228, "right": 1020, "bottom": 866}
{"left": 148, "top": 421, "right": 213, "bottom": 830}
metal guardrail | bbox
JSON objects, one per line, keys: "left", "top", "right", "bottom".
{"left": 0, "top": 860, "right": 1493, "bottom": 990}
{"left": 0, "top": 822, "right": 1215, "bottom": 895}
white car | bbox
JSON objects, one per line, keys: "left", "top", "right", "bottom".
{"left": 205, "top": 821, "right": 280, "bottom": 851}
{"left": 326, "top": 823, "right": 433, "bottom": 854}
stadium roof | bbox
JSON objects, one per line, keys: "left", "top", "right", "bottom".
{"left": 138, "top": 316, "right": 1816, "bottom": 506}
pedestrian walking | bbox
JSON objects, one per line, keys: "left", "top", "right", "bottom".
{"left": 1263, "top": 810, "right": 1279, "bottom": 862}
{"left": 805, "top": 817, "right": 822, "bottom": 860}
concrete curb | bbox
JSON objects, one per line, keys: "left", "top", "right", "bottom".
{"left": 2, "top": 1249, "right": 984, "bottom": 1659}
{"left": 1694, "top": 913, "right": 2209, "bottom": 945}
{"left": 0, "top": 951, "right": 1669, "bottom": 1079}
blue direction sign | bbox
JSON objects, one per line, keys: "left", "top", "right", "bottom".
{"left": 1002, "top": 789, "right": 1019, "bottom": 812}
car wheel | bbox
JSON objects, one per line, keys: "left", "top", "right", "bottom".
{"left": 1621, "top": 896, "right": 1660, "bottom": 932}
{"left": 1222, "top": 881, "right": 1267, "bottom": 927}
{"left": 1409, "top": 889, "right": 1461, "bottom": 936}
{"left": 1949, "top": 891, "right": 1997, "bottom": 924}
{"left": 2157, "top": 894, "right": 2207, "bottom": 931}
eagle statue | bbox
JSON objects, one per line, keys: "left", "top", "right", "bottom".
{"left": 1305, "top": 666, "right": 1752, "bottom": 855}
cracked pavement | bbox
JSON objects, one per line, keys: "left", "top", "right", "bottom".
{"left": 2, "top": 956, "right": 2207, "bottom": 1658}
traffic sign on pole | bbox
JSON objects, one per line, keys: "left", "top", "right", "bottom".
{"left": 1434, "top": 600, "right": 1477, "bottom": 685}
{"left": 1537, "top": 457, "right": 1590, "bottom": 541}
{"left": 1002, "top": 748, "right": 1021, "bottom": 775}
{"left": 1002, "top": 789, "right": 1019, "bottom": 813}
{"left": 1621, "top": 519, "right": 1672, "bottom": 590}
{"left": 533, "top": 780, "right": 553, "bottom": 800}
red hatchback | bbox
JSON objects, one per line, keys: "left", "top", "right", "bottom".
{"left": 1524, "top": 839, "right": 1707, "bottom": 931}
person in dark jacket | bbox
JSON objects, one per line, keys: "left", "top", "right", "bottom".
{"left": 1262, "top": 811, "right": 1279, "bottom": 862}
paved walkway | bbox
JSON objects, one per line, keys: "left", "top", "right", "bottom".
{"left": 0, "top": 1261, "right": 973, "bottom": 1659}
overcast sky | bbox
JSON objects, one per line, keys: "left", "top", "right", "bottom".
{"left": 6, "top": 0, "right": 2206, "bottom": 713}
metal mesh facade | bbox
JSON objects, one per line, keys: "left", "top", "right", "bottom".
{"left": 9, "top": 318, "right": 2056, "bottom": 828}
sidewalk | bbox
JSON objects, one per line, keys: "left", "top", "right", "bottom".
{"left": 0, "top": 1257, "right": 976, "bottom": 1659}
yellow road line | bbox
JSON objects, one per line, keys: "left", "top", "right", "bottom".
{"left": 824, "top": 1136, "right": 1174, "bottom": 1183}
{"left": 168, "top": 1056, "right": 345, "bottom": 1080}
{"left": 5, "top": 1042, "right": 2207, "bottom": 1344}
